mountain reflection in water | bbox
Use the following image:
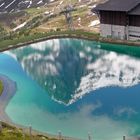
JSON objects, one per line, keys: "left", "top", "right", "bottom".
{"left": 9, "top": 38, "right": 140, "bottom": 105}
{"left": 1, "top": 38, "right": 140, "bottom": 140}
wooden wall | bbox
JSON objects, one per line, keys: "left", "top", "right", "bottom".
{"left": 100, "top": 11, "right": 127, "bottom": 26}
{"left": 99, "top": 10, "right": 140, "bottom": 27}
{"left": 129, "top": 15, "right": 140, "bottom": 27}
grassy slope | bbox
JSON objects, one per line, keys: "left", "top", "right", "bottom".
{"left": 0, "top": 80, "right": 3, "bottom": 95}
{"left": 0, "top": 122, "right": 56, "bottom": 140}
{"left": 0, "top": 0, "right": 101, "bottom": 50}
{"left": 0, "top": 0, "right": 100, "bottom": 33}
{"left": 36, "top": 1, "right": 98, "bottom": 32}
{"left": 0, "top": 30, "right": 100, "bottom": 50}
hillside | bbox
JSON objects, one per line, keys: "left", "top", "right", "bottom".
{"left": 0, "top": 0, "right": 103, "bottom": 35}
{"left": 0, "top": 121, "right": 57, "bottom": 140}
{"left": 0, "top": 0, "right": 54, "bottom": 12}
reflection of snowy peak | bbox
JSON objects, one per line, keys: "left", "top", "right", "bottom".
{"left": 71, "top": 52, "right": 140, "bottom": 104}
{"left": 9, "top": 39, "right": 85, "bottom": 104}
{"left": 8, "top": 39, "right": 140, "bottom": 105}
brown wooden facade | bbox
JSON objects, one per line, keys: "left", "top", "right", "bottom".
{"left": 100, "top": 10, "right": 140, "bottom": 27}
{"left": 100, "top": 11, "right": 127, "bottom": 26}
{"left": 129, "top": 15, "right": 140, "bottom": 27}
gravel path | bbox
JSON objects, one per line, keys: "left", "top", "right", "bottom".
{"left": 0, "top": 74, "right": 16, "bottom": 123}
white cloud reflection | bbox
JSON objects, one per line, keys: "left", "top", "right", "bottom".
{"left": 6, "top": 102, "right": 134, "bottom": 140}
{"left": 72, "top": 51, "right": 140, "bottom": 104}
{"left": 114, "top": 107, "right": 138, "bottom": 118}
{"left": 7, "top": 39, "right": 140, "bottom": 105}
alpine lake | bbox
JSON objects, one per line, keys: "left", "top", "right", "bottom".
{"left": 0, "top": 38, "right": 140, "bottom": 140}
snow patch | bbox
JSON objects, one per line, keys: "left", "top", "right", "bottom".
{"left": 5, "top": 0, "right": 16, "bottom": 9}
{"left": 0, "top": 3, "right": 5, "bottom": 8}
{"left": 37, "top": 0, "right": 43, "bottom": 5}
{"left": 13, "top": 22, "right": 27, "bottom": 31}
{"left": 88, "top": 20, "right": 100, "bottom": 27}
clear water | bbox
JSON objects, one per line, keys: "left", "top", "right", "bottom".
{"left": 0, "top": 38, "right": 140, "bottom": 140}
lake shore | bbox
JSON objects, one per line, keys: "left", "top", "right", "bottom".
{"left": 0, "top": 74, "right": 16, "bottom": 123}
{"left": 0, "top": 74, "right": 77, "bottom": 140}
{"left": 0, "top": 30, "right": 140, "bottom": 53}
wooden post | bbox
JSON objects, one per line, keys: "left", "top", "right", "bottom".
{"left": 58, "top": 130, "right": 62, "bottom": 140}
{"left": 88, "top": 132, "right": 92, "bottom": 140}
{"left": 29, "top": 125, "right": 32, "bottom": 140}
{"left": 22, "top": 129, "right": 25, "bottom": 140}
{"left": 0, "top": 121, "right": 2, "bottom": 133}
{"left": 123, "top": 135, "right": 125, "bottom": 140}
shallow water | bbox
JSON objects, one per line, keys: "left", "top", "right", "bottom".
{"left": 0, "top": 38, "right": 140, "bottom": 140}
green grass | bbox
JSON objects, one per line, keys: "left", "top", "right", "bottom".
{"left": 0, "top": 122, "right": 57, "bottom": 140}
{"left": 0, "top": 30, "right": 100, "bottom": 51}
{"left": 1, "top": 29, "right": 140, "bottom": 57}
{"left": 0, "top": 80, "right": 3, "bottom": 96}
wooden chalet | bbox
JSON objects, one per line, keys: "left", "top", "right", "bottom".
{"left": 92, "top": 0, "right": 140, "bottom": 40}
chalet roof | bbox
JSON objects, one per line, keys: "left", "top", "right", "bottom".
{"left": 93, "top": 0, "right": 140, "bottom": 12}
{"left": 129, "top": 4, "right": 140, "bottom": 15}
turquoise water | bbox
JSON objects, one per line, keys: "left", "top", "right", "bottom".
{"left": 0, "top": 39, "right": 140, "bottom": 140}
